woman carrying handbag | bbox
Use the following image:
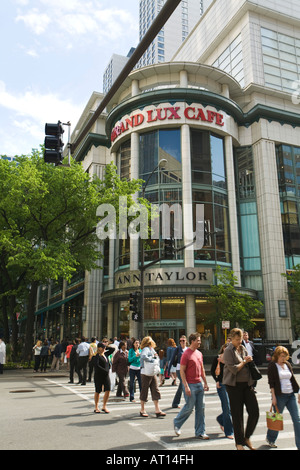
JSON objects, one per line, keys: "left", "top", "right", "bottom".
{"left": 266, "top": 346, "right": 300, "bottom": 449}
{"left": 139, "top": 336, "right": 166, "bottom": 418}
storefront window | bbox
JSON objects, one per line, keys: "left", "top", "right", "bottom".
{"left": 195, "top": 298, "right": 217, "bottom": 350}
{"left": 161, "top": 297, "right": 185, "bottom": 319}
{"left": 144, "top": 297, "right": 161, "bottom": 320}
{"left": 144, "top": 297, "right": 185, "bottom": 320}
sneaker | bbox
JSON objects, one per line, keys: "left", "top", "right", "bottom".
{"left": 266, "top": 439, "right": 277, "bottom": 448}
{"left": 196, "top": 434, "right": 210, "bottom": 440}
{"left": 174, "top": 425, "right": 181, "bottom": 436}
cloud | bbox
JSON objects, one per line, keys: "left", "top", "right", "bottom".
{"left": 16, "top": 8, "right": 51, "bottom": 35}
{"left": 15, "top": 1, "right": 138, "bottom": 45}
{"left": 0, "top": 81, "right": 83, "bottom": 154}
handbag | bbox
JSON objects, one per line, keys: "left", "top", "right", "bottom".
{"left": 248, "top": 361, "right": 262, "bottom": 381}
{"left": 143, "top": 358, "right": 160, "bottom": 376}
{"left": 266, "top": 405, "right": 283, "bottom": 431}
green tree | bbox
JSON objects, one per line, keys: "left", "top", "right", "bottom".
{"left": 0, "top": 150, "right": 146, "bottom": 360}
{"left": 207, "top": 267, "right": 263, "bottom": 337}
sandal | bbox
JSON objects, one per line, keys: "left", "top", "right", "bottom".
{"left": 140, "top": 411, "right": 149, "bottom": 417}
{"left": 94, "top": 409, "right": 101, "bottom": 413}
{"left": 155, "top": 411, "right": 166, "bottom": 418}
{"left": 101, "top": 408, "right": 110, "bottom": 414}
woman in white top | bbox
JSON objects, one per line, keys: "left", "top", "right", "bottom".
{"left": 267, "top": 346, "right": 300, "bottom": 449}
{"left": 33, "top": 340, "right": 42, "bottom": 372}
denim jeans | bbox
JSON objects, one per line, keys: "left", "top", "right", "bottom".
{"left": 172, "top": 370, "right": 183, "bottom": 407}
{"left": 129, "top": 368, "right": 141, "bottom": 401}
{"left": 174, "top": 382, "right": 205, "bottom": 436}
{"left": 216, "top": 383, "right": 234, "bottom": 437}
{"left": 267, "top": 393, "right": 300, "bottom": 449}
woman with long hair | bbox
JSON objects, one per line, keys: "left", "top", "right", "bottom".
{"left": 139, "top": 336, "right": 166, "bottom": 418}
{"left": 266, "top": 346, "right": 300, "bottom": 449}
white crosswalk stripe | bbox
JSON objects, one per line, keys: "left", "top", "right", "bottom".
{"left": 45, "top": 377, "right": 298, "bottom": 450}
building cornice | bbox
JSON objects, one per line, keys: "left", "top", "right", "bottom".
{"left": 106, "top": 88, "right": 300, "bottom": 138}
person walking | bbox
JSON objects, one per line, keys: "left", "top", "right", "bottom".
{"left": 68, "top": 338, "right": 79, "bottom": 384}
{"left": 266, "top": 346, "right": 300, "bottom": 449}
{"left": 211, "top": 344, "right": 234, "bottom": 439}
{"left": 40, "top": 340, "right": 50, "bottom": 372}
{"left": 139, "top": 336, "right": 166, "bottom": 418}
{"left": 173, "top": 332, "right": 209, "bottom": 439}
{"left": 112, "top": 341, "right": 129, "bottom": 398}
{"left": 65, "top": 341, "right": 73, "bottom": 371}
{"left": 51, "top": 340, "right": 62, "bottom": 371}
{"left": 128, "top": 338, "right": 142, "bottom": 402}
{"left": 158, "top": 349, "right": 167, "bottom": 386}
{"left": 33, "top": 340, "right": 42, "bottom": 372}
{"left": 87, "top": 337, "right": 98, "bottom": 382}
{"left": 93, "top": 342, "right": 116, "bottom": 413}
{"left": 76, "top": 336, "right": 90, "bottom": 385}
{"left": 223, "top": 328, "right": 259, "bottom": 450}
{"left": 166, "top": 339, "right": 177, "bottom": 386}
{"left": 168, "top": 335, "right": 188, "bottom": 408}
{"left": 0, "top": 338, "right": 6, "bottom": 374}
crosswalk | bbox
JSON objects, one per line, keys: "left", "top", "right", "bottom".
{"left": 45, "top": 375, "right": 298, "bottom": 450}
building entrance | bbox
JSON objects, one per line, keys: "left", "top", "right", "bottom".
{"left": 146, "top": 328, "right": 185, "bottom": 350}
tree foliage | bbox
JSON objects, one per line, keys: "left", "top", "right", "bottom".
{"left": 207, "top": 267, "right": 263, "bottom": 332}
{"left": 0, "top": 150, "right": 146, "bottom": 359}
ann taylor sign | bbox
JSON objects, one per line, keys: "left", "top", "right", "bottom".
{"left": 115, "top": 268, "right": 213, "bottom": 289}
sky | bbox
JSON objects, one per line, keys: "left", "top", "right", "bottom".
{"left": 0, "top": 0, "right": 140, "bottom": 156}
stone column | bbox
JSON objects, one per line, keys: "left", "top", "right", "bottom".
{"left": 224, "top": 135, "right": 241, "bottom": 285}
{"left": 252, "top": 138, "right": 292, "bottom": 342}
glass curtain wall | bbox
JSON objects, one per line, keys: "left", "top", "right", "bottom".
{"left": 276, "top": 144, "right": 300, "bottom": 267}
{"left": 191, "top": 130, "right": 230, "bottom": 264}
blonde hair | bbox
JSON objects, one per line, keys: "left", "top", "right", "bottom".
{"left": 230, "top": 328, "right": 243, "bottom": 339}
{"left": 272, "top": 346, "right": 290, "bottom": 362}
{"left": 140, "top": 336, "right": 156, "bottom": 349}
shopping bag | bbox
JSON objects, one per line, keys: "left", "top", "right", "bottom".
{"left": 144, "top": 359, "right": 160, "bottom": 376}
{"left": 266, "top": 405, "right": 283, "bottom": 431}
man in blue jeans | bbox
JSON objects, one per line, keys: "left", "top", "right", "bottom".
{"left": 174, "top": 332, "right": 209, "bottom": 439}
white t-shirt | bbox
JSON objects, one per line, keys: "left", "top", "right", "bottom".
{"left": 276, "top": 363, "right": 293, "bottom": 394}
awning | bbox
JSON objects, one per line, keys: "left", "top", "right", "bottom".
{"left": 35, "top": 290, "right": 84, "bottom": 316}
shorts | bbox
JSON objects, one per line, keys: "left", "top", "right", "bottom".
{"left": 94, "top": 375, "right": 110, "bottom": 393}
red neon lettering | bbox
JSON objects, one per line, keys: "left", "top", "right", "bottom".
{"left": 156, "top": 108, "right": 168, "bottom": 120}
{"left": 215, "top": 113, "right": 224, "bottom": 126}
{"left": 184, "top": 107, "right": 196, "bottom": 119}
{"left": 133, "top": 113, "right": 144, "bottom": 126}
{"left": 167, "top": 107, "right": 181, "bottom": 119}
{"left": 196, "top": 109, "right": 207, "bottom": 122}
{"left": 147, "top": 110, "right": 157, "bottom": 123}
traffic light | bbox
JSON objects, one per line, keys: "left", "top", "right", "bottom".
{"left": 44, "top": 121, "right": 64, "bottom": 165}
{"left": 163, "top": 238, "right": 175, "bottom": 260}
{"left": 129, "top": 292, "right": 140, "bottom": 322}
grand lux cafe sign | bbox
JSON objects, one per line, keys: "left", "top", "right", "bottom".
{"left": 115, "top": 268, "right": 213, "bottom": 289}
{"left": 111, "top": 104, "right": 225, "bottom": 142}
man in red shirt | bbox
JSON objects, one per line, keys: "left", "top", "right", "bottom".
{"left": 174, "top": 332, "right": 209, "bottom": 439}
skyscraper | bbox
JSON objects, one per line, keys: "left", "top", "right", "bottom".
{"left": 138, "top": 0, "right": 212, "bottom": 67}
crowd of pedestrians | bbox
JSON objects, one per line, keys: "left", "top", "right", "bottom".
{"left": 6, "top": 327, "right": 300, "bottom": 450}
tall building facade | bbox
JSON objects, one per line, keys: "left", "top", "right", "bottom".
{"left": 34, "top": 0, "right": 300, "bottom": 353}
{"left": 138, "top": 0, "right": 212, "bottom": 67}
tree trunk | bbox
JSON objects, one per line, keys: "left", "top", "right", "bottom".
{"left": 23, "top": 281, "right": 39, "bottom": 362}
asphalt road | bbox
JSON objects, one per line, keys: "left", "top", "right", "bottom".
{"left": 1, "top": 367, "right": 299, "bottom": 458}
